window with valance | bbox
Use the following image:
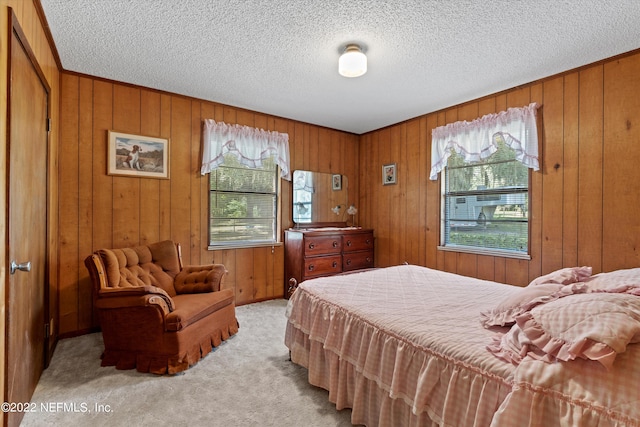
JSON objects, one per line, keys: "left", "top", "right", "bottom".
{"left": 201, "top": 119, "right": 291, "bottom": 180}
{"left": 430, "top": 103, "right": 540, "bottom": 257}
{"left": 201, "top": 119, "right": 291, "bottom": 247}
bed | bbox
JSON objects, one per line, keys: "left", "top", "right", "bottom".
{"left": 284, "top": 264, "right": 640, "bottom": 427}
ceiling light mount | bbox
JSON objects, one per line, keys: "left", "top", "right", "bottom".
{"left": 339, "top": 44, "right": 367, "bottom": 78}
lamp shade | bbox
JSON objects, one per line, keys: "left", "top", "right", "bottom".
{"left": 339, "top": 44, "right": 367, "bottom": 78}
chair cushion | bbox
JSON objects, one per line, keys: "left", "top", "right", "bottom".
{"left": 174, "top": 264, "right": 227, "bottom": 294}
{"left": 98, "top": 240, "right": 181, "bottom": 296}
{"left": 165, "top": 288, "right": 235, "bottom": 331}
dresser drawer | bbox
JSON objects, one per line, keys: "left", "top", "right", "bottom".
{"left": 343, "top": 250, "right": 374, "bottom": 271}
{"left": 343, "top": 233, "right": 374, "bottom": 252}
{"left": 304, "top": 235, "right": 342, "bottom": 256}
{"left": 304, "top": 255, "right": 342, "bottom": 277}
{"left": 285, "top": 228, "right": 375, "bottom": 298}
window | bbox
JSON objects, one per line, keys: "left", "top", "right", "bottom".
{"left": 430, "top": 103, "right": 540, "bottom": 258}
{"left": 201, "top": 119, "right": 290, "bottom": 248}
{"left": 209, "top": 153, "right": 278, "bottom": 246}
{"left": 442, "top": 137, "right": 529, "bottom": 255}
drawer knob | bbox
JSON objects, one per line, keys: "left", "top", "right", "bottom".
{"left": 308, "top": 242, "right": 315, "bottom": 249}
{"left": 346, "top": 240, "right": 352, "bottom": 246}
{"left": 346, "top": 259, "right": 351, "bottom": 265}
{"left": 308, "top": 264, "right": 315, "bottom": 271}
{"left": 366, "top": 257, "right": 371, "bottom": 263}
{"left": 333, "top": 241, "right": 338, "bottom": 248}
{"left": 366, "top": 239, "right": 371, "bottom": 245}
{"left": 332, "top": 261, "right": 338, "bottom": 268}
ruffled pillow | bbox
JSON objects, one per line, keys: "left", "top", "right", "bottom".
{"left": 584, "top": 267, "right": 640, "bottom": 294}
{"left": 489, "top": 292, "right": 640, "bottom": 370}
{"left": 528, "top": 266, "right": 592, "bottom": 286}
{"left": 480, "top": 282, "right": 587, "bottom": 328}
{"left": 486, "top": 321, "right": 537, "bottom": 365}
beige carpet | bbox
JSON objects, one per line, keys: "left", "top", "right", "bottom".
{"left": 21, "top": 299, "right": 354, "bottom": 426}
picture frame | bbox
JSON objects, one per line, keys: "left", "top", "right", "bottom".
{"left": 332, "top": 173, "right": 342, "bottom": 191}
{"left": 383, "top": 163, "right": 396, "bottom": 185}
{"left": 108, "top": 131, "right": 170, "bottom": 179}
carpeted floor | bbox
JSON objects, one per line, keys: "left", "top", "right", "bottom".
{"left": 21, "top": 299, "right": 354, "bottom": 426}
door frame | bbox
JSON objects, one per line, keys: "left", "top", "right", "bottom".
{"left": 4, "top": 8, "right": 52, "bottom": 424}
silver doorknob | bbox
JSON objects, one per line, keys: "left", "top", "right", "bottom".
{"left": 10, "top": 260, "right": 31, "bottom": 275}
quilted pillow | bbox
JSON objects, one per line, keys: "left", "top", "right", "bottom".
{"left": 495, "top": 293, "right": 640, "bottom": 370}
{"left": 480, "top": 282, "right": 587, "bottom": 328}
{"left": 584, "top": 267, "right": 640, "bottom": 294}
{"left": 527, "top": 266, "right": 592, "bottom": 286}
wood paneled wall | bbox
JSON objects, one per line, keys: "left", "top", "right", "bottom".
{"left": 358, "top": 50, "right": 640, "bottom": 286}
{"left": 0, "top": 0, "right": 61, "bottom": 418}
{"left": 57, "top": 73, "right": 359, "bottom": 336}
{"left": 54, "top": 39, "right": 640, "bottom": 335}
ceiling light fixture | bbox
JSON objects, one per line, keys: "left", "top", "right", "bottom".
{"left": 338, "top": 44, "right": 367, "bottom": 78}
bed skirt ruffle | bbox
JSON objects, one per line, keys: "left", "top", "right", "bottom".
{"left": 285, "top": 290, "right": 512, "bottom": 427}
{"left": 490, "top": 355, "right": 640, "bottom": 427}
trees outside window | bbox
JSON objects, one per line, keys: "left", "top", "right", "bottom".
{"left": 209, "top": 154, "right": 278, "bottom": 246}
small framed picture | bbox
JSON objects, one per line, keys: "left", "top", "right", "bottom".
{"left": 383, "top": 163, "right": 396, "bottom": 185}
{"left": 108, "top": 131, "right": 170, "bottom": 179}
{"left": 332, "top": 174, "right": 342, "bottom": 191}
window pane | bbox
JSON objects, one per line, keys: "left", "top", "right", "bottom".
{"left": 443, "top": 141, "right": 529, "bottom": 254}
{"left": 447, "top": 152, "right": 528, "bottom": 193}
{"left": 210, "top": 166, "right": 277, "bottom": 193}
{"left": 210, "top": 155, "right": 277, "bottom": 193}
{"left": 209, "top": 153, "right": 278, "bottom": 246}
{"left": 444, "top": 193, "right": 528, "bottom": 252}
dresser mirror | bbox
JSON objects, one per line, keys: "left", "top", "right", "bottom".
{"left": 292, "top": 170, "right": 349, "bottom": 225}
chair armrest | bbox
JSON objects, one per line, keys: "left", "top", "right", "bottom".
{"left": 174, "top": 264, "right": 227, "bottom": 294}
{"left": 97, "top": 286, "right": 175, "bottom": 312}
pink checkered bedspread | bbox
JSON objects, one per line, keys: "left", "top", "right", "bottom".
{"left": 284, "top": 265, "right": 640, "bottom": 427}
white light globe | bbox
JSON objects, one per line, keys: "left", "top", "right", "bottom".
{"left": 339, "top": 45, "right": 367, "bottom": 78}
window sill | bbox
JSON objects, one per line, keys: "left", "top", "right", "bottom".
{"left": 208, "top": 242, "right": 283, "bottom": 251}
{"left": 437, "top": 245, "right": 531, "bottom": 260}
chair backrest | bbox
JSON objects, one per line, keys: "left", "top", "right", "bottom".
{"left": 94, "top": 240, "right": 181, "bottom": 297}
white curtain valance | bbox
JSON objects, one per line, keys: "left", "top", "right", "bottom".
{"left": 293, "top": 170, "right": 315, "bottom": 193}
{"left": 429, "top": 102, "right": 540, "bottom": 180}
{"left": 201, "top": 119, "right": 291, "bottom": 180}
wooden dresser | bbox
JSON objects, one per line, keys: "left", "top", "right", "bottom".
{"left": 284, "top": 227, "right": 374, "bottom": 298}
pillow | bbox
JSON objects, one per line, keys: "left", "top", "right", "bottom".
{"left": 584, "top": 267, "right": 640, "bottom": 294}
{"left": 486, "top": 322, "right": 537, "bottom": 365}
{"left": 527, "top": 266, "right": 592, "bottom": 286}
{"left": 480, "top": 282, "right": 587, "bottom": 328}
{"left": 507, "top": 293, "right": 640, "bottom": 370}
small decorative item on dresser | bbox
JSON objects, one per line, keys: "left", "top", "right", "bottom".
{"left": 383, "top": 163, "right": 396, "bottom": 185}
{"left": 347, "top": 204, "right": 358, "bottom": 226}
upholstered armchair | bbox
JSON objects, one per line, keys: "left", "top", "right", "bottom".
{"left": 84, "top": 240, "right": 239, "bottom": 374}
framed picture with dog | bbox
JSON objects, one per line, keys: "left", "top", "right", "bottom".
{"left": 107, "top": 131, "right": 170, "bottom": 179}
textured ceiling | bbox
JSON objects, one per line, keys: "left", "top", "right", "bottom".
{"left": 40, "top": 0, "right": 640, "bottom": 134}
